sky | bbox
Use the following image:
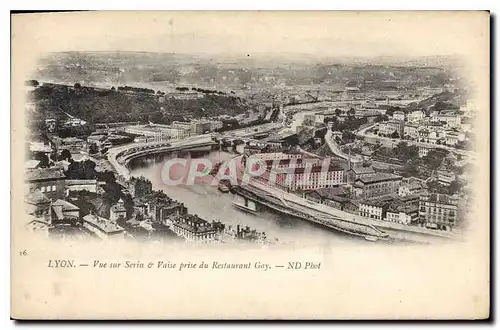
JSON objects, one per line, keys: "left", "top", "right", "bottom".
{"left": 12, "top": 11, "right": 489, "bottom": 59}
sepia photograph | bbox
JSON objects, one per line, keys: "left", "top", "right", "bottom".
{"left": 10, "top": 10, "right": 490, "bottom": 320}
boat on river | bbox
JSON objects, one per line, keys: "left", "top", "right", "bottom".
{"left": 218, "top": 184, "right": 230, "bottom": 193}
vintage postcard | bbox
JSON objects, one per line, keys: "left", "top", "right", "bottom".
{"left": 11, "top": 11, "right": 490, "bottom": 319}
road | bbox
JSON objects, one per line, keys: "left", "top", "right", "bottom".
{"left": 324, "top": 130, "right": 363, "bottom": 163}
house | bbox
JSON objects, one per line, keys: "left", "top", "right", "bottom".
{"left": 50, "top": 199, "right": 80, "bottom": 223}
{"left": 170, "top": 214, "right": 218, "bottom": 243}
{"left": 437, "top": 170, "right": 456, "bottom": 186}
{"left": 407, "top": 110, "right": 424, "bottom": 123}
{"left": 24, "top": 189, "right": 51, "bottom": 219}
{"left": 418, "top": 147, "right": 430, "bottom": 158}
{"left": 392, "top": 111, "right": 405, "bottom": 121}
{"left": 379, "top": 120, "right": 404, "bottom": 137}
{"left": 25, "top": 167, "right": 66, "bottom": 200}
{"left": 358, "top": 195, "right": 395, "bottom": 220}
{"left": 444, "top": 131, "right": 466, "bottom": 146}
{"left": 147, "top": 192, "right": 187, "bottom": 224}
{"left": 419, "top": 193, "right": 459, "bottom": 231}
{"left": 385, "top": 204, "right": 419, "bottom": 225}
{"left": 398, "top": 181, "right": 425, "bottom": 197}
{"left": 403, "top": 124, "right": 419, "bottom": 140}
{"left": 110, "top": 198, "right": 127, "bottom": 222}
{"left": 82, "top": 214, "right": 125, "bottom": 240}
{"left": 305, "top": 186, "right": 351, "bottom": 209}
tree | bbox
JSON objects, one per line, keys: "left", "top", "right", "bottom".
{"left": 448, "top": 180, "right": 463, "bottom": 195}
{"left": 423, "top": 149, "right": 448, "bottom": 171}
{"left": 60, "top": 149, "right": 72, "bottom": 161}
{"left": 401, "top": 163, "right": 420, "bottom": 177}
{"left": 33, "top": 153, "right": 50, "bottom": 168}
{"left": 390, "top": 131, "right": 400, "bottom": 139}
{"left": 375, "top": 115, "right": 389, "bottom": 123}
{"left": 74, "top": 83, "right": 81, "bottom": 89}
{"left": 335, "top": 108, "right": 342, "bottom": 116}
{"left": 348, "top": 108, "right": 356, "bottom": 117}
{"left": 88, "top": 143, "right": 99, "bottom": 154}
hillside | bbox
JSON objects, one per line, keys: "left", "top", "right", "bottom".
{"left": 28, "top": 83, "right": 249, "bottom": 126}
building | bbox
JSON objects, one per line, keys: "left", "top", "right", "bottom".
{"left": 444, "top": 131, "right": 466, "bottom": 146}
{"left": 87, "top": 133, "right": 108, "bottom": 147}
{"left": 147, "top": 193, "right": 187, "bottom": 224}
{"left": 347, "top": 165, "right": 375, "bottom": 182}
{"left": 379, "top": 120, "right": 404, "bottom": 137}
{"left": 305, "top": 186, "right": 353, "bottom": 211}
{"left": 418, "top": 147, "right": 430, "bottom": 158}
{"left": 403, "top": 124, "right": 419, "bottom": 140}
{"left": 263, "top": 161, "right": 345, "bottom": 191}
{"left": 29, "top": 141, "right": 52, "bottom": 155}
{"left": 25, "top": 189, "right": 51, "bottom": 219}
{"left": 392, "top": 111, "right": 405, "bottom": 121}
{"left": 50, "top": 199, "right": 80, "bottom": 223}
{"left": 353, "top": 173, "right": 402, "bottom": 199}
{"left": 419, "top": 193, "right": 459, "bottom": 231}
{"left": 82, "top": 214, "right": 125, "bottom": 239}
{"left": 170, "top": 214, "right": 218, "bottom": 243}
{"left": 25, "top": 160, "right": 41, "bottom": 170}
{"left": 25, "top": 167, "right": 66, "bottom": 200}
{"left": 398, "top": 181, "right": 425, "bottom": 197}
{"left": 358, "top": 196, "right": 395, "bottom": 220}
{"left": 123, "top": 124, "right": 190, "bottom": 142}
{"left": 436, "top": 170, "right": 456, "bottom": 186}
{"left": 431, "top": 111, "right": 461, "bottom": 128}
{"left": 110, "top": 198, "right": 127, "bottom": 222}
{"left": 45, "top": 118, "right": 57, "bottom": 132}
{"left": 249, "top": 152, "right": 303, "bottom": 162}
{"left": 385, "top": 204, "right": 419, "bottom": 225}
{"left": 407, "top": 110, "right": 424, "bottom": 123}
{"left": 65, "top": 179, "right": 99, "bottom": 195}
{"left": 190, "top": 120, "right": 212, "bottom": 135}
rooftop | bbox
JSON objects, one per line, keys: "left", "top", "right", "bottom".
{"left": 426, "top": 193, "right": 458, "bottom": 205}
{"left": 25, "top": 189, "right": 50, "bottom": 204}
{"left": 25, "top": 160, "right": 41, "bottom": 169}
{"left": 350, "top": 165, "right": 375, "bottom": 175}
{"left": 387, "top": 204, "right": 419, "bottom": 214}
{"left": 356, "top": 173, "right": 402, "bottom": 184}
{"left": 311, "top": 186, "right": 349, "bottom": 199}
{"left": 25, "top": 167, "right": 66, "bottom": 182}
{"left": 83, "top": 214, "right": 124, "bottom": 234}
{"left": 52, "top": 199, "right": 80, "bottom": 212}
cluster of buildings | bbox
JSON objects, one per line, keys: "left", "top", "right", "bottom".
{"left": 123, "top": 119, "right": 223, "bottom": 143}
{"left": 23, "top": 163, "right": 268, "bottom": 243}
{"left": 23, "top": 165, "right": 124, "bottom": 239}
{"left": 376, "top": 107, "right": 473, "bottom": 149}
{"left": 249, "top": 149, "right": 461, "bottom": 232}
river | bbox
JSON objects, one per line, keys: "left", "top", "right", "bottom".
{"left": 129, "top": 150, "right": 364, "bottom": 246}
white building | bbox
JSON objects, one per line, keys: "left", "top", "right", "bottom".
{"left": 403, "top": 124, "right": 419, "bottom": 140}
{"left": 392, "top": 111, "right": 405, "bottom": 121}
{"left": 407, "top": 110, "right": 424, "bottom": 123}
{"left": 82, "top": 214, "right": 125, "bottom": 240}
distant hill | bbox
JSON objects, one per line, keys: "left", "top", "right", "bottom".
{"left": 28, "top": 82, "right": 249, "bottom": 126}
{"left": 407, "top": 90, "right": 468, "bottom": 114}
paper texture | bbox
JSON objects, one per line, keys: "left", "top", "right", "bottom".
{"left": 11, "top": 11, "right": 490, "bottom": 320}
